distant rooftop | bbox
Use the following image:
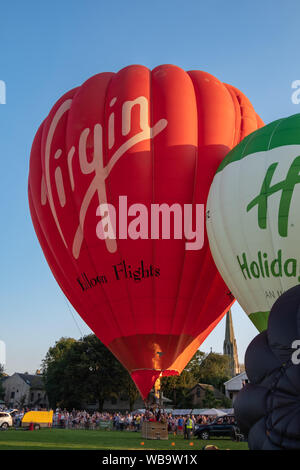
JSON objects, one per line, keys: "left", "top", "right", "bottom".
{"left": 15, "top": 373, "right": 44, "bottom": 389}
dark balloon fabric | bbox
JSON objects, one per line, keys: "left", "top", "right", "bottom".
{"left": 28, "top": 64, "right": 262, "bottom": 399}
{"left": 234, "top": 284, "right": 300, "bottom": 450}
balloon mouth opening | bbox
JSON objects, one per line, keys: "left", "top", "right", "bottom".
{"left": 131, "top": 369, "right": 179, "bottom": 400}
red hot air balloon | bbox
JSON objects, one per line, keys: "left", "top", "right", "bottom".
{"left": 28, "top": 65, "right": 263, "bottom": 399}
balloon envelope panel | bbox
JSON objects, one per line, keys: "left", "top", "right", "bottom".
{"left": 207, "top": 114, "right": 300, "bottom": 332}
{"left": 28, "top": 65, "right": 262, "bottom": 398}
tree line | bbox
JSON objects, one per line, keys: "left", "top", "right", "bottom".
{"left": 39, "top": 334, "right": 233, "bottom": 411}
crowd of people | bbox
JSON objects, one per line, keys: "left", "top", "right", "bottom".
{"left": 0, "top": 404, "right": 235, "bottom": 435}
{"left": 49, "top": 408, "right": 224, "bottom": 435}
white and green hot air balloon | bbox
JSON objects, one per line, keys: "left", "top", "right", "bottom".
{"left": 207, "top": 113, "right": 300, "bottom": 332}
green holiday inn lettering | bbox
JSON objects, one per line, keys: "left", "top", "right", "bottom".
{"left": 247, "top": 155, "right": 300, "bottom": 237}
{"left": 237, "top": 250, "right": 300, "bottom": 281}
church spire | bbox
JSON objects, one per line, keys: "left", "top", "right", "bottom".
{"left": 223, "top": 309, "right": 240, "bottom": 377}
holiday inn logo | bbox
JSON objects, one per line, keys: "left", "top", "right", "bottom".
{"left": 237, "top": 250, "right": 300, "bottom": 282}
{"left": 247, "top": 155, "right": 300, "bottom": 237}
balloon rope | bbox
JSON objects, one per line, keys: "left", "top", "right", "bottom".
{"left": 63, "top": 295, "right": 84, "bottom": 339}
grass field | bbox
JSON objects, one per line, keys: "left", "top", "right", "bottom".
{"left": 0, "top": 428, "right": 248, "bottom": 450}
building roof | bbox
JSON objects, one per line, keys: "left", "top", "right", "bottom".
{"left": 16, "top": 373, "right": 44, "bottom": 389}
{"left": 189, "top": 383, "right": 213, "bottom": 392}
{"left": 188, "top": 383, "right": 218, "bottom": 392}
{"left": 224, "top": 371, "right": 248, "bottom": 390}
{"left": 187, "top": 383, "right": 224, "bottom": 399}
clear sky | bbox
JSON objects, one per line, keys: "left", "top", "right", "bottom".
{"left": 0, "top": 0, "right": 299, "bottom": 375}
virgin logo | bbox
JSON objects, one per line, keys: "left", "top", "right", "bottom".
{"left": 41, "top": 95, "right": 203, "bottom": 257}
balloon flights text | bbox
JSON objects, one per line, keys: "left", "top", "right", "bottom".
{"left": 41, "top": 93, "right": 204, "bottom": 259}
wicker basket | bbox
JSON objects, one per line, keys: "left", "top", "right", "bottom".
{"left": 141, "top": 421, "right": 168, "bottom": 440}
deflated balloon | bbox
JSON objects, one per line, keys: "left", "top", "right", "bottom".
{"left": 28, "top": 64, "right": 262, "bottom": 398}
{"left": 234, "top": 284, "right": 300, "bottom": 450}
{"left": 207, "top": 113, "right": 300, "bottom": 331}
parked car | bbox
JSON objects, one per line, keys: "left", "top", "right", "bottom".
{"left": 194, "top": 415, "right": 244, "bottom": 441}
{"left": 0, "top": 412, "right": 13, "bottom": 429}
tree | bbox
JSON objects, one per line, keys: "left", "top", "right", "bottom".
{"left": 201, "top": 389, "right": 232, "bottom": 408}
{"left": 161, "top": 369, "right": 197, "bottom": 407}
{"left": 161, "top": 350, "right": 232, "bottom": 407}
{"left": 42, "top": 337, "right": 79, "bottom": 409}
{"left": 120, "top": 372, "right": 140, "bottom": 411}
{"left": 70, "top": 335, "right": 129, "bottom": 411}
{"left": 16, "top": 394, "right": 27, "bottom": 409}
{"left": 42, "top": 335, "right": 138, "bottom": 410}
{"left": 184, "top": 350, "right": 206, "bottom": 376}
{"left": 189, "top": 352, "right": 231, "bottom": 391}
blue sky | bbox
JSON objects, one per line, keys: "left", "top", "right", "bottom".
{"left": 0, "top": 0, "right": 299, "bottom": 375}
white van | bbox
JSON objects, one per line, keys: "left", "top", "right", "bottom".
{"left": 0, "top": 412, "right": 13, "bottom": 429}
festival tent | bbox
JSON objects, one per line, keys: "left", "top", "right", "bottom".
{"left": 199, "top": 408, "right": 227, "bottom": 417}
{"left": 220, "top": 408, "right": 234, "bottom": 415}
{"left": 131, "top": 408, "right": 233, "bottom": 416}
{"left": 188, "top": 409, "right": 208, "bottom": 415}
{"left": 133, "top": 409, "right": 173, "bottom": 414}
{"left": 171, "top": 409, "right": 230, "bottom": 416}
{"left": 172, "top": 409, "right": 193, "bottom": 415}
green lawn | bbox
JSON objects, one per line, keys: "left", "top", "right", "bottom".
{"left": 0, "top": 428, "right": 248, "bottom": 450}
